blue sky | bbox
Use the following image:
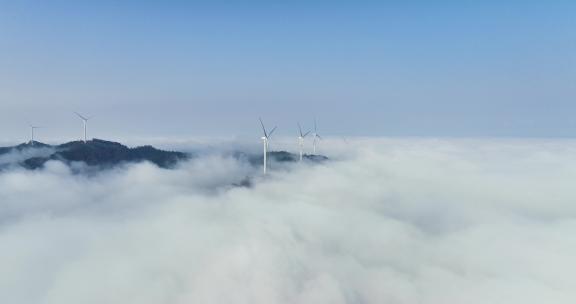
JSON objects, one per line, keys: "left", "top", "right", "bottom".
{"left": 0, "top": 1, "right": 574, "bottom": 141}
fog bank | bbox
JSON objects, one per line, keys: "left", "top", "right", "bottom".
{"left": 1, "top": 138, "right": 575, "bottom": 303}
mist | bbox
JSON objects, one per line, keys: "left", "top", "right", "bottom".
{"left": 0, "top": 146, "right": 55, "bottom": 167}
{"left": 1, "top": 138, "right": 575, "bottom": 303}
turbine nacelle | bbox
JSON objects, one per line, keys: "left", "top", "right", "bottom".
{"left": 259, "top": 118, "right": 277, "bottom": 140}
{"left": 298, "top": 122, "right": 310, "bottom": 138}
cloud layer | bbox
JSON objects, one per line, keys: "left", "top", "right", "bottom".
{"left": 1, "top": 138, "right": 576, "bottom": 304}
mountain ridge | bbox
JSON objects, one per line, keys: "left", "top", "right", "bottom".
{"left": 0, "top": 139, "right": 188, "bottom": 170}
{"left": 0, "top": 139, "right": 328, "bottom": 171}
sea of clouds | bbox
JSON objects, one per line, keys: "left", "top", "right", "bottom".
{"left": 1, "top": 138, "right": 576, "bottom": 304}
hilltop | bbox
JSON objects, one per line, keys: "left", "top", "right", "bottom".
{"left": 0, "top": 139, "right": 188, "bottom": 170}
{"left": 0, "top": 139, "right": 328, "bottom": 171}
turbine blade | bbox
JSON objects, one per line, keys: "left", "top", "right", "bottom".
{"left": 314, "top": 117, "right": 317, "bottom": 133}
{"left": 259, "top": 117, "right": 268, "bottom": 138}
{"left": 74, "top": 112, "right": 88, "bottom": 121}
{"left": 303, "top": 131, "right": 311, "bottom": 137}
{"left": 268, "top": 127, "right": 276, "bottom": 137}
{"left": 268, "top": 126, "right": 277, "bottom": 138}
{"left": 298, "top": 123, "right": 303, "bottom": 137}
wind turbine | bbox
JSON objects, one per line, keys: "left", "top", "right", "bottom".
{"left": 297, "top": 123, "right": 310, "bottom": 162}
{"left": 74, "top": 112, "right": 91, "bottom": 143}
{"left": 29, "top": 125, "right": 41, "bottom": 145}
{"left": 259, "top": 118, "right": 277, "bottom": 175}
{"left": 312, "top": 118, "right": 322, "bottom": 154}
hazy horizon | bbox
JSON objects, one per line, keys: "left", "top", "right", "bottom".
{"left": 1, "top": 1, "right": 575, "bottom": 139}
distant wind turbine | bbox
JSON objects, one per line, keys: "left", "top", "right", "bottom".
{"left": 259, "top": 118, "right": 277, "bottom": 175}
{"left": 29, "top": 125, "right": 41, "bottom": 145}
{"left": 297, "top": 123, "right": 311, "bottom": 162}
{"left": 74, "top": 112, "right": 91, "bottom": 143}
{"left": 312, "top": 118, "right": 322, "bottom": 154}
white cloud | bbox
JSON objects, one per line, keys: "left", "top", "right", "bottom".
{"left": 0, "top": 146, "right": 55, "bottom": 167}
{"left": 1, "top": 138, "right": 576, "bottom": 303}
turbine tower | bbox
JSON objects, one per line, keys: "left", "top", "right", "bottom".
{"left": 297, "top": 123, "right": 310, "bottom": 162}
{"left": 74, "top": 112, "right": 91, "bottom": 143}
{"left": 29, "top": 125, "right": 40, "bottom": 145}
{"left": 259, "top": 118, "right": 277, "bottom": 175}
{"left": 312, "top": 118, "right": 322, "bottom": 154}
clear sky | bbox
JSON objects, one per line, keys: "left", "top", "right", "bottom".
{"left": 0, "top": 1, "right": 574, "bottom": 141}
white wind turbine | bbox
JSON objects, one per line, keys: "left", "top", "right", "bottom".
{"left": 259, "top": 118, "right": 277, "bottom": 175}
{"left": 29, "top": 125, "right": 41, "bottom": 145}
{"left": 74, "top": 112, "right": 91, "bottom": 143}
{"left": 297, "top": 123, "right": 311, "bottom": 162}
{"left": 312, "top": 118, "right": 322, "bottom": 154}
